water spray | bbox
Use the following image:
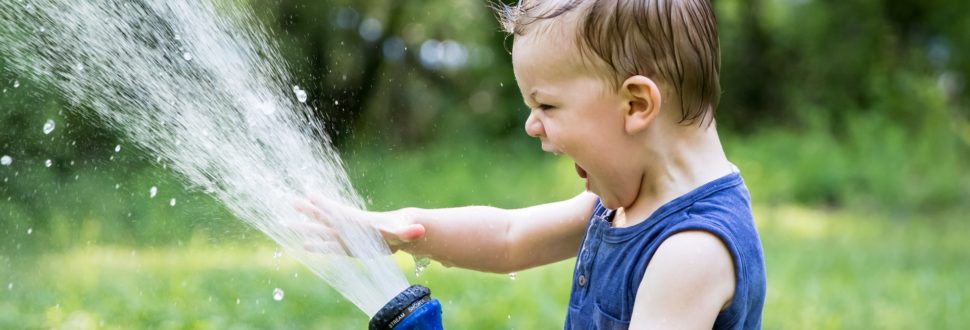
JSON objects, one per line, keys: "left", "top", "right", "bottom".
{"left": 0, "top": 0, "right": 448, "bottom": 326}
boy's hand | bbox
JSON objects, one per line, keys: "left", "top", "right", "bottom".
{"left": 292, "top": 195, "right": 426, "bottom": 253}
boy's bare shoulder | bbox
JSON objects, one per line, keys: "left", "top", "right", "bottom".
{"left": 630, "top": 230, "right": 735, "bottom": 327}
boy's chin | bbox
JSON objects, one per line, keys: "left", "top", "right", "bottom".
{"left": 598, "top": 196, "right": 621, "bottom": 211}
{"left": 597, "top": 192, "right": 635, "bottom": 212}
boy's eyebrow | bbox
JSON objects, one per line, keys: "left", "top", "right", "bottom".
{"left": 529, "top": 90, "right": 550, "bottom": 102}
{"left": 522, "top": 91, "right": 541, "bottom": 108}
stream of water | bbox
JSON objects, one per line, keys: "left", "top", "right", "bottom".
{"left": 0, "top": 0, "right": 407, "bottom": 316}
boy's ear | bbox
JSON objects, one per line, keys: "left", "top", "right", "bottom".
{"left": 621, "top": 75, "right": 662, "bottom": 134}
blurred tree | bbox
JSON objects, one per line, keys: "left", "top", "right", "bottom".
{"left": 715, "top": 0, "right": 968, "bottom": 134}
{"left": 260, "top": 0, "right": 522, "bottom": 146}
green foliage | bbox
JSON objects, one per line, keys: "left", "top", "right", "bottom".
{"left": 4, "top": 0, "right": 969, "bottom": 218}
{"left": 343, "top": 135, "right": 582, "bottom": 210}
{"left": 716, "top": 0, "right": 969, "bottom": 132}
{"left": 725, "top": 79, "right": 970, "bottom": 212}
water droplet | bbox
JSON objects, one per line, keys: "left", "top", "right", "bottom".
{"left": 508, "top": 272, "right": 516, "bottom": 280}
{"left": 114, "top": 145, "right": 121, "bottom": 152}
{"left": 27, "top": 228, "right": 32, "bottom": 235}
{"left": 45, "top": 159, "right": 53, "bottom": 167}
{"left": 273, "top": 288, "right": 284, "bottom": 301}
{"left": 273, "top": 249, "right": 282, "bottom": 259}
{"left": 13, "top": 80, "right": 19, "bottom": 88}
{"left": 182, "top": 52, "right": 193, "bottom": 61}
{"left": 75, "top": 63, "right": 84, "bottom": 72}
{"left": 114, "top": 184, "right": 120, "bottom": 189}
{"left": 0, "top": 155, "right": 12, "bottom": 166}
{"left": 6, "top": 283, "right": 11, "bottom": 290}
{"left": 334, "top": 100, "right": 339, "bottom": 105}
{"left": 149, "top": 186, "right": 158, "bottom": 198}
{"left": 169, "top": 198, "right": 176, "bottom": 206}
{"left": 414, "top": 256, "right": 431, "bottom": 277}
{"left": 499, "top": 82, "right": 504, "bottom": 87}
{"left": 236, "top": 298, "right": 241, "bottom": 305}
{"left": 42, "top": 119, "right": 55, "bottom": 134}
{"left": 292, "top": 85, "right": 308, "bottom": 103}
{"left": 174, "top": 34, "right": 182, "bottom": 41}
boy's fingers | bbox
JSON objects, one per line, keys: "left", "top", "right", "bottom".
{"left": 297, "top": 195, "right": 410, "bottom": 254}
{"left": 286, "top": 220, "right": 338, "bottom": 238}
{"left": 307, "top": 195, "right": 350, "bottom": 215}
{"left": 398, "top": 224, "right": 426, "bottom": 242}
{"left": 377, "top": 223, "right": 426, "bottom": 243}
{"left": 292, "top": 199, "right": 329, "bottom": 222}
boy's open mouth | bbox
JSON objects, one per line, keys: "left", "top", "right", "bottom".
{"left": 574, "top": 163, "right": 588, "bottom": 179}
{"left": 575, "top": 163, "right": 590, "bottom": 191}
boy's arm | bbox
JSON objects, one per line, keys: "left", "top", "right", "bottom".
{"left": 298, "top": 191, "right": 598, "bottom": 274}
{"left": 628, "top": 231, "right": 736, "bottom": 329}
{"left": 398, "top": 191, "right": 597, "bottom": 273}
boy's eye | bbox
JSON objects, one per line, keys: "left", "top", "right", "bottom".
{"left": 537, "top": 104, "right": 555, "bottom": 110}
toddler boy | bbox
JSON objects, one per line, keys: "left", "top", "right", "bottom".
{"left": 301, "top": 0, "right": 766, "bottom": 328}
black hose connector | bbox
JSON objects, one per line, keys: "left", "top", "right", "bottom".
{"left": 369, "top": 285, "right": 442, "bottom": 330}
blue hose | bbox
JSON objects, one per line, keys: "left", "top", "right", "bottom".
{"left": 370, "top": 285, "right": 444, "bottom": 330}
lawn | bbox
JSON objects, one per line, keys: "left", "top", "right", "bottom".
{"left": 2, "top": 204, "right": 968, "bottom": 329}
{"left": 2, "top": 137, "right": 968, "bottom": 329}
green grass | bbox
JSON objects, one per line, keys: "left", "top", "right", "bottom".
{"left": 2, "top": 205, "right": 968, "bottom": 329}
{"left": 2, "top": 127, "right": 969, "bottom": 328}
{"left": 757, "top": 206, "right": 970, "bottom": 329}
{"left": 0, "top": 245, "right": 365, "bottom": 329}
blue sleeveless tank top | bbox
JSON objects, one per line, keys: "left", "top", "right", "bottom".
{"left": 564, "top": 172, "right": 766, "bottom": 329}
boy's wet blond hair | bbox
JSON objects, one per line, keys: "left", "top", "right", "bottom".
{"left": 497, "top": 0, "right": 720, "bottom": 125}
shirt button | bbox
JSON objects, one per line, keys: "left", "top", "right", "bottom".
{"left": 578, "top": 274, "right": 587, "bottom": 287}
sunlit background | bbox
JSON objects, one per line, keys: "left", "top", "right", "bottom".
{"left": 2, "top": 0, "right": 969, "bottom": 328}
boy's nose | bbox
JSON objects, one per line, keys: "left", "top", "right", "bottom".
{"left": 524, "top": 112, "right": 544, "bottom": 138}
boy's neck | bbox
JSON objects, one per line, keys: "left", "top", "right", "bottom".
{"left": 612, "top": 120, "right": 734, "bottom": 228}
